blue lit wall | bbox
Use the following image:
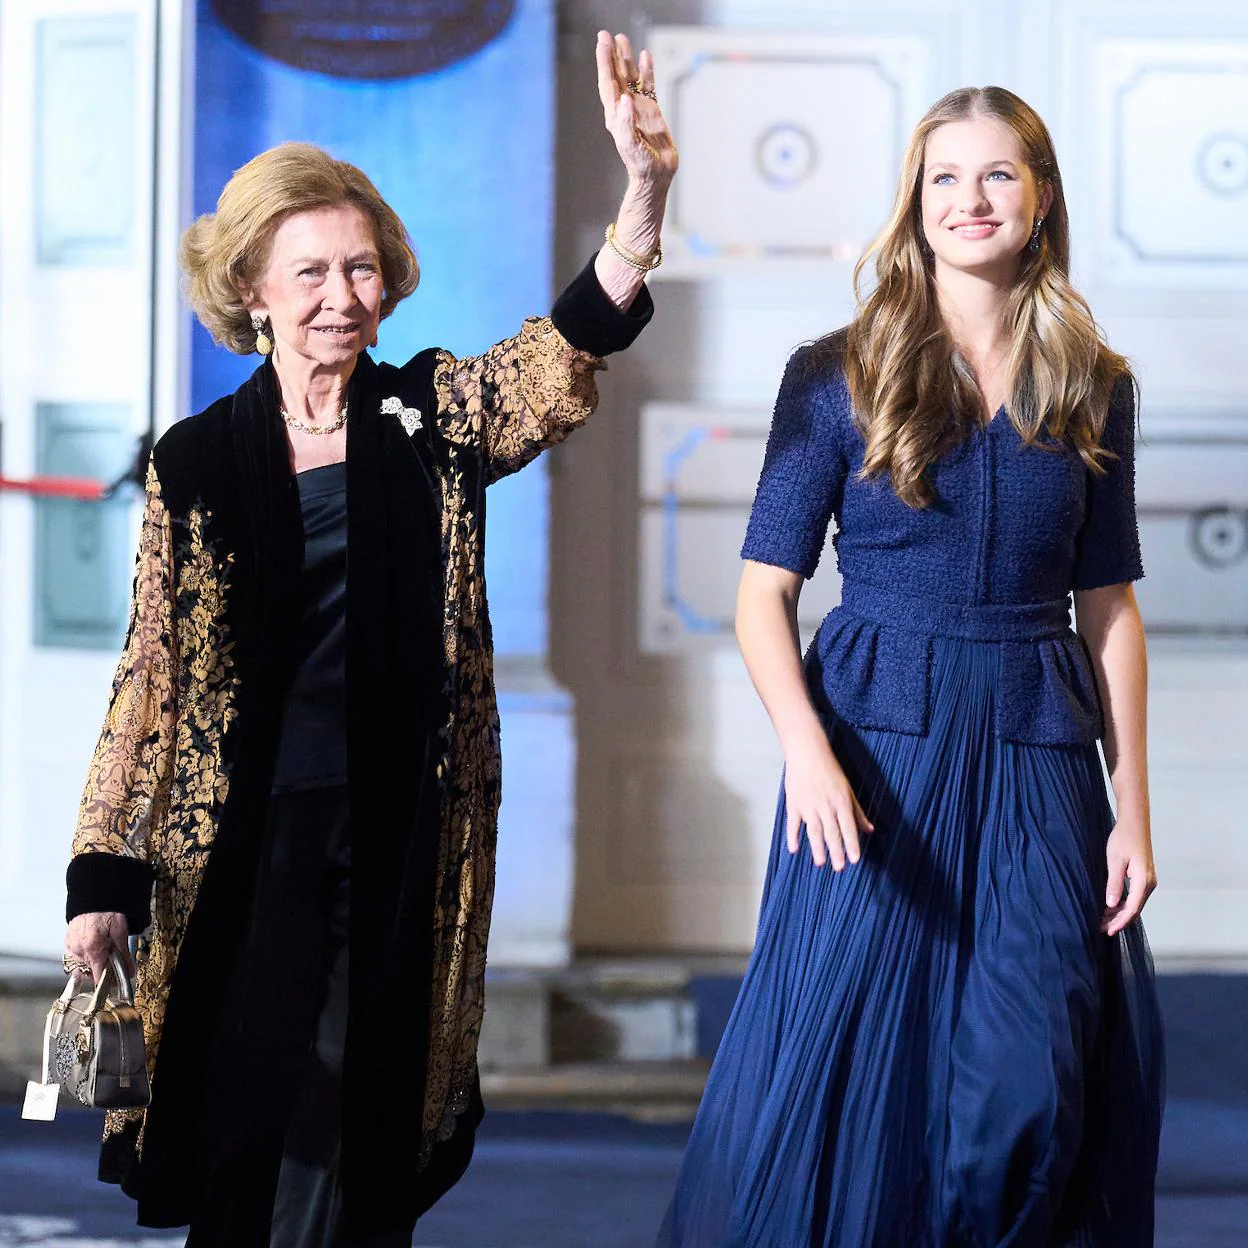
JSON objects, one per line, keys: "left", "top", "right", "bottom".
{"left": 190, "top": 0, "right": 554, "bottom": 654}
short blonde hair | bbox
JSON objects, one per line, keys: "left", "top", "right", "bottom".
{"left": 180, "top": 142, "right": 420, "bottom": 354}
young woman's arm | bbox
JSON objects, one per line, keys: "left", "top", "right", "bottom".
{"left": 1074, "top": 581, "right": 1156, "bottom": 935}
{"left": 737, "top": 560, "right": 873, "bottom": 869}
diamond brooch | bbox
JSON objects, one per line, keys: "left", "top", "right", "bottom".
{"left": 382, "top": 395, "right": 423, "bottom": 435}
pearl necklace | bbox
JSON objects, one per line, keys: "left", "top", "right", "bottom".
{"left": 281, "top": 402, "right": 348, "bottom": 436}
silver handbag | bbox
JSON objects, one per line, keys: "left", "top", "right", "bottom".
{"left": 41, "top": 952, "right": 151, "bottom": 1109}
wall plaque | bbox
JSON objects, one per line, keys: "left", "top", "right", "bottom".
{"left": 212, "top": 0, "right": 515, "bottom": 79}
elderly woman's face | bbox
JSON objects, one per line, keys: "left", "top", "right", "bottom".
{"left": 246, "top": 203, "right": 383, "bottom": 370}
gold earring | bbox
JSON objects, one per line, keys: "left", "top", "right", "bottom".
{"left": 251, "top": 313, "right": 272, "bottom": 356}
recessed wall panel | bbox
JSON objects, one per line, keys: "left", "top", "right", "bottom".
{"left": 639, "top": 403, "right": 841, "bottom": 652}
{"left": 1094, "top": 39, "right": 1248, "bottom": 287}
{"left": 34, "top": 403, "right": 134, "bottom": 650}
{"left": 35, "top": 16, "right": 137, "bottom": 267}
{"left": 651, "top": 28, "right": 932, "bottom": 275}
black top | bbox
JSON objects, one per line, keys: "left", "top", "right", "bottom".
{"left": 272, "top": 461, "right": 348, "bottom": 791}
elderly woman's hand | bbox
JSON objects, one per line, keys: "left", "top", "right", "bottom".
{"left": 65, "top": 911, "right": 132, "bottom": 982}
{"left": 596, "top": 31, "right": 678, "bottom": 189}
{"left": 593, "top": 31, "right": 677, "bottom": 309}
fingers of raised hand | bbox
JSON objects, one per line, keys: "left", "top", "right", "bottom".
{"left": 627, "top": 54, "right": 670, "bottom": 138}
{"left": 594, "top": 33, "right": 678, "bottom": 183}
{"left": 595, "top": 30, "right": 621, "bottom": 111}
{"left": 596, "top": 30, "right": 634, "bottom": 107}
{"left": 613, "top": 32, "right": 639, "bottom": 89}
{"left": 638, "top": 47, "right": 656, "bottom": 93}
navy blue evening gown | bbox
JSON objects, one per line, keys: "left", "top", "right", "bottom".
{"left": 657, "top": 346, "right": 1165, "bottom": 1247}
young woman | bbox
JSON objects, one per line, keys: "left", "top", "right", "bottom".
{"left": 658, "top": 87, "right": 1164, "bottom": 1248}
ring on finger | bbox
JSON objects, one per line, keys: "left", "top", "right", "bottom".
{"left": 626, "top": 79, "right": 658, "bottom": 101}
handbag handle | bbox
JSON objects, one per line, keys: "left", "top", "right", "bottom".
{"left": 42, "top": 952, "right": 137, "bottom": 1087}
{"left": 59, "top": 951, "right": 136, "bottom": 1016}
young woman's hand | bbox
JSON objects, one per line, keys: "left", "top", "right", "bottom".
{"left": 1101, "top": 814, "right": 1157, "bottom": 936}
{"left": 783, "top": 727, "right": 874, "bottom": 869}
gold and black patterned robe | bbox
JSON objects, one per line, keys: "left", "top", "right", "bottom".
{"left": 65, "top": 261, "right": 652, "bottom": 1233}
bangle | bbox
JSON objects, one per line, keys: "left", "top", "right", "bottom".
{"left": 605, "top": 221, "right": 663, "bottom": 272}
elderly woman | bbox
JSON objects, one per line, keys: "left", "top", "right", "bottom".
{"left": 61, "top": 31, "right": 675, "bottom": 1247}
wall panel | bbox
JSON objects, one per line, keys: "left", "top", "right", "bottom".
{"left": 554, "top": 0, "right": 1248, "bottom": 959}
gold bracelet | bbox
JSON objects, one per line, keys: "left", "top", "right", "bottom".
{"left": 605, "top": 221, "right": 663, "bottom": 272}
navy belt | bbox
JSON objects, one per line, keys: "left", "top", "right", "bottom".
{"left": 838, "top": 581, "right": 1072, "bottom": 643}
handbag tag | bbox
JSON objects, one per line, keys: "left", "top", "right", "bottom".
{"left": 22, "top": 1080, "right": 59, "bottom": 1121}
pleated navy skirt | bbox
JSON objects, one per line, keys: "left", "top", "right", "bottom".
{"left": 658, "top": 637, "right": 1164, "bottom": 1247}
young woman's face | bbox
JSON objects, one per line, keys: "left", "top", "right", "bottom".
{"left": 920, "top": 116, "right": 1053, "bottom": 280}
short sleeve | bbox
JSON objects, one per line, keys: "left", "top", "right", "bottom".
{"left": 740, "top": 347, "right": 848, "bottom": 579}
{"left": 1072, "top": 374, "right": 1144, "bottom": 590}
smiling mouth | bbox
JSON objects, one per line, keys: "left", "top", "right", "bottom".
{"left": 313, "top": 325, "right": 358, "bottom": 335}
{"left": 950, "top": 223, "right": 1000, "bottom": 237}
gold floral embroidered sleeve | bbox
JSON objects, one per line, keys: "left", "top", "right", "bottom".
{"left": 432, "top": 316, "right": 606, "bottom": 483}
{"left": 71, "top": 460, "right": 178, "bottom": 869}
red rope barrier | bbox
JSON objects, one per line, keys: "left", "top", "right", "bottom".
{"left": 0, "top": 475, "right": 107, "bottom": 502}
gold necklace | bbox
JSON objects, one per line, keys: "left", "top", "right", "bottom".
{"left": 281, "top": 402, "right": 348, "bottom": 436}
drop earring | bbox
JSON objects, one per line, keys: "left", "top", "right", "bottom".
{"left": 251, "top": 313, "right": 273, "bottom": 356}
{"left": 1029, "top": 217, "right": 1044, "bottom": 254}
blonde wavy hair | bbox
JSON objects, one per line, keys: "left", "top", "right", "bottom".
{"left": 829, "top": 86, "right": 1130, "bottom": 508}
{"left": 180, "top": 142, "right": 420, "bottom": 354}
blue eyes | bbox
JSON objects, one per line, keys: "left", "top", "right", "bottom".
{"left": 932, "top": 170, "right": 1013, "bottom": 186}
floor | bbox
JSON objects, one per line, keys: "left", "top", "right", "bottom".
{"left": 0, "top": 974, "right": 1244, "bottom": 1246}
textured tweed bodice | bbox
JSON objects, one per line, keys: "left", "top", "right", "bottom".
{"left": 741, "top": 346, "right": 1143, "bottom": 744}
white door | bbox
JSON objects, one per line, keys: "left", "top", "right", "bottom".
{"left": 0, "top": 0, "right": 189, "bottom": 956}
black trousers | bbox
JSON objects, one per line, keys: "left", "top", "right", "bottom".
{"left": 187, "top": 787, "right": 412, "bottom": 1248}
{"left": 267, "top": 789, "right": 411, "bottom": 1248}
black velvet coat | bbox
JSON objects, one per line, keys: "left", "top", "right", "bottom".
{"left": 65, "top": 260, "right": 651, "bottom": 1236}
